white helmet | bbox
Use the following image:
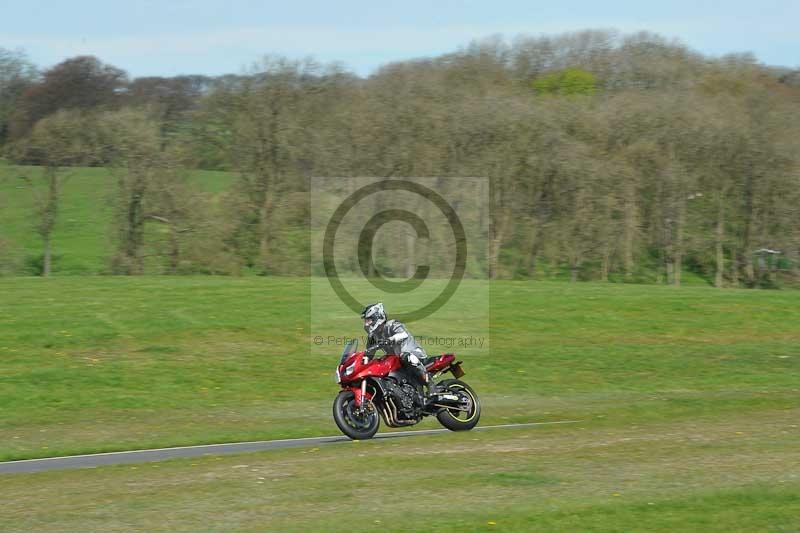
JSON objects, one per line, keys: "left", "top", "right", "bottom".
{"left": 361, "top": 302, "right": 386, "bottom": 335}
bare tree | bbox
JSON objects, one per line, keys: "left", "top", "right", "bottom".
{"left": 97, "top": 109, "right": 163, "bottom": 274}
{"left": 12, "top": 110, "right": 98, "bottom": 275}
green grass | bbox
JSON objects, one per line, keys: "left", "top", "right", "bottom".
{"left": 2, "top": 277, "right": 799, "bottom": 529}
{"left": 3, "top": 411, "right": 798, "bottom": 531}
{"left": 1, "top": 278, "right": 798, "bottom": 461}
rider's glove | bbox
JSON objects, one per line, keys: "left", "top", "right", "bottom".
{"left": 366, "top": 339, "right": 393, "bottom": 355}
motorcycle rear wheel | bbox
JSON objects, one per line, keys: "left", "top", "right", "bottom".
{"left": 333, "top": 390, "right": 380, "bottom": 440}
{"left": 435, "top": 379, "right": 481, "bottom": 431}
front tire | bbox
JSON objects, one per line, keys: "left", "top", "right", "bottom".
{"left": 436, "top": 379, "right": 481, "bottom": 431}
{"left": 333, "top": 390, "right": 380, "bottom": 440}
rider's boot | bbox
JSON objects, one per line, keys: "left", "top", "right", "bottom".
{"left": 422, "top": 370, "right": 438, "bottom": 404}
{"left": 409, "top": 355, "right": 436, "bottom": 404}
{"left": 427, "top": 372, "right": 439, "bottom": 398}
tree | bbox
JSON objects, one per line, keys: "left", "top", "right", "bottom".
{"left": 0, "top": 48, "right": 38, "bottom": 146}
{"left": 97, "top": 109, "right": 163, "bottom": 274}
{"left": 126, "top": 75, "right": 212, "bottom": 141}
{"left": 533, "top": 67, "right": 597, "bottom": 96}
{"left": 143, "top": 148, "right": 205, "bottom": 274}
{"left": 227, "top": 58, "right": 324, "bottom": 274}
{"left": 9, "top": 56, "right": 127, "bottom": 143}
{"left": 0, "top": 31, "right": 796, "bottom": 283}
{"left": 98, "top": 109, "right": 218, "bottom": 275}
{"left": 12, "top": 110, "right": 99, "bottom": 275}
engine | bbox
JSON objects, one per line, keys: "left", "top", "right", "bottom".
{"left": 383, "top": 379, "right": 423, "bottom": 420}
{"left": 398, "top": 383, "right": 421, "bottom": 413}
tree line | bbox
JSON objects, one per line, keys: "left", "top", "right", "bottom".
{"left": 1, "top": 30, "right": 799, "bottom": 286}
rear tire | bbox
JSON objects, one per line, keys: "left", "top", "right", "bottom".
{"left": 333, "top": 390, "right": 380, "bottom": 440}
{"left": 435, "top": 379, "right": 481, "bottom": 431}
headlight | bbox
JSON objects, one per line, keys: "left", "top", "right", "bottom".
{"left": 344, "top": 363, "right": 356, "bottom": 376}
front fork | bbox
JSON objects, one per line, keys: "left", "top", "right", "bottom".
{"left": 352, "top": 379, "right": 372, "bottom": 409}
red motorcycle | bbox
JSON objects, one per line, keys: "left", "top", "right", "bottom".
{"left": 333, "top": 339, "right": 481, "bottom": 439}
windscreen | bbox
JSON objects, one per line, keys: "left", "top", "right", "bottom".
{"left": 339, "top": 338, "right": 358, "bottom": 364}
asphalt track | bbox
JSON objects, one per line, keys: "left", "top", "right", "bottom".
{"left": 0, "top": 421, "right": 578, "bottom": 474}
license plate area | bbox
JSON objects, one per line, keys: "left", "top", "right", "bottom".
{"left": 450, "top": 363, "right": 465, "bottom": 378}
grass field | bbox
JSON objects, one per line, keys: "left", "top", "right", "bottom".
{"left": 3, "top": 414, "right": 798, "bottom": 531}
{"left": 1, "top": 277, "right": 799, "bottom": 530}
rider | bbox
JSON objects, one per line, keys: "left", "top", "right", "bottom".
{"left": 361, "top": 302, "right": 437, "bottom": 400}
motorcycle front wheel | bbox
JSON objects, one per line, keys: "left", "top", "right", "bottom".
{"left": 333, "top": 390, "right": 380, "bottom": 440}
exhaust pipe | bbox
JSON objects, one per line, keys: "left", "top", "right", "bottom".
{"left": 431, "top": 393, "right": 462, "bottom": 406}
{"left": 386, "top": 397, "right": 416, "bottom": 426}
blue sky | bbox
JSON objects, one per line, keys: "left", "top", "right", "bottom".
{"left": 2, "top": 0, "right": 798, "bottom": 77}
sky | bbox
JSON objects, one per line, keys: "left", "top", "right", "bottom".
{"left": 1, "top": 0, "right": 798, "bottom": 78}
